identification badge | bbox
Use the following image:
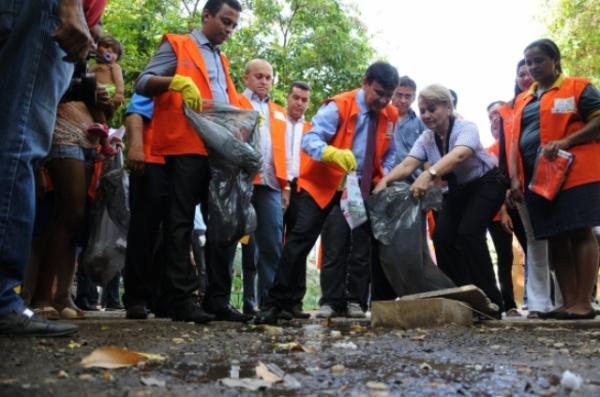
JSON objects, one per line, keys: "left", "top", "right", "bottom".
{"left": 386, "top": 122, "right": 394, "bottom": 137}
{"left": 273, "top": 110, "right": 286, "bottom": 121}
{"left": 552, "top": 97, "right": 576, "bottom": 113}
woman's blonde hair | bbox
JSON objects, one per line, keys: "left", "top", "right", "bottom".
{"left": 418, "top": 84, "right": 454, "bottom": 110}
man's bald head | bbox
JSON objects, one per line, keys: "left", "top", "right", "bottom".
{"left": 243, "top": 59, "right": 274, "bottom": 100}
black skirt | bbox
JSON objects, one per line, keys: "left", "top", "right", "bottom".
{"left": 526, "top": 182, "right": 600, "bottom": 239}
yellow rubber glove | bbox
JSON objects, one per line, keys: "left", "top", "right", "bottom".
{"left": 321, "top": 145, "right": 357, "bottom": 172}
{"left": 169, "top": 75, "right": 202, "bottom": 112}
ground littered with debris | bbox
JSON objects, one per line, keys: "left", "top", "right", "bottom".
{"left": 1, "top": 313, "right": 599, "bottom": 397}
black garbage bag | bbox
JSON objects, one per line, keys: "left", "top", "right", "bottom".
{"left": 366, "top": 182, "right": 455, "bottom": 297}
{"left": 81, "top": 147, "right": 130, "bottom": 286}
{"left": 184, "top": 103, "right": 262, "bottom": 245}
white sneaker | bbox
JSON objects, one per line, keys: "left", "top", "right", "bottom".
{"left": 316, "top": 304, "right": 335, "bottom": 318}
{"left": 346, "top": 302, "right": 365, "bottom": 318}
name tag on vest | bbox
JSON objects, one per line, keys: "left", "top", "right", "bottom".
{"left": 386, "top": 122, "right": 394, "bottom": 137}
{"left": 552, "top": 97, "right": 576, "bottom": 113}
{"left": 273, "top": 110, "right": 286, "bottom": 121}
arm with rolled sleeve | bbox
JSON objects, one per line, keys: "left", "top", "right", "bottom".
{"left": 135, "top": 41, "right": 178, "bottom": 97}
{"left": 301, "top": 102, "right": 340, "bottom": 160}
{"left": 382, "top": 138, "right": 397, "bottom": 175}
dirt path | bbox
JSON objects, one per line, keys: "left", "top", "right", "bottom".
{"left": 1, "top": 315, "right": 599, "bottom": 396}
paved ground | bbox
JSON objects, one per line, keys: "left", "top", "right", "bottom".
{"left": 1, "top": 310, "right": 599, "bottom": 396}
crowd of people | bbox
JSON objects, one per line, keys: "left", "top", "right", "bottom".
{"left": 1, "top": 0, "right": 600, "bottom": 337}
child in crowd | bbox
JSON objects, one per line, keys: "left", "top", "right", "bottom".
{"left": 88, "top": 35, "right": 125, "bottom": 156}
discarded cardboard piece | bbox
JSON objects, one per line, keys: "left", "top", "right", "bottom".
{"left": 371, "top": 285, "right": 500, "bottom": 329}
{"left": 371, "top": 298, "right": 473, "bottom": 328}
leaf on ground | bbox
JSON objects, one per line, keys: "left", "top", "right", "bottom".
{"left": 262, "top": 325, "right": 284, "bottom": 336}
{"left": 171, "top": 337, "right": 185, "bottom": 345}
{"left": 103, "top": 371, "right": 114, "bottom": 381}
{"left": 68, "top": 340, "right": 82, "bottom": 349}
{"left": 255, "top": 361, "right": 283, "bottom": 384}
{"left": 220, "top": 378, "right": 272, "bottom": 391}
{"left": 140, "top": 376, "right": 166, "bottom": 387}
{"left": 81, "top": 347, "right": 165, "bottom": 369}
{"left": 57, "top": 370, "right": 69, "bottom": 379}
{"left": 411, "top": 334, "right": 427, "bottom": 341}
{"left": 273, "top": 342, "right": 317, "bottom": 353}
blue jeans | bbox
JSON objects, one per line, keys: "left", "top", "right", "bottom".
{"left": 251, "top": 185, "right": 283, "bottom": 307}
{"left": 0, "top": 0, "right": 74, "bottom": 316}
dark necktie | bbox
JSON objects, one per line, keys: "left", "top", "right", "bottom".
{"left": 360, "top": 111, "right": 377, "bottom": 199}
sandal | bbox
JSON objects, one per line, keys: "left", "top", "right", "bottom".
{"left": 87, "top": 123, "right": 109, "bottom": 139}
{"left": 56, "top": 306, "right": 86, "bottom": 320}
{"left": 33, "top": 306, "right": 60, "bottom": 321}
{"left": 53, "top": 295, "right": 86, "bottom": 320}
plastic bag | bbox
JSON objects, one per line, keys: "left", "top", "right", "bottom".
{"left": 366, "top": 182, "right": 454, "bottom": 297}
{"left": 184, "top": 103, "right": 262, "bottom": 245}
{"left": 528, "top": 148, "right": 574, "bottom": 201}
{"left": 340, "top": 172, "right": 368, "bottom": 229}
{"left": 82, "top": 147, "right": 130, "bottom": 286}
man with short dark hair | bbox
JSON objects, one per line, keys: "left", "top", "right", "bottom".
{"left": 280, "top": 81, "right": 312, "bottom": 319}
{"left": 135, "top": 0, "right": 246, "bottom": 323}
{"left": 392, "top": 76, "right": 426, "bottom": 181}
{"left": 255, "top": 61, "right": 400, "bottom": 324}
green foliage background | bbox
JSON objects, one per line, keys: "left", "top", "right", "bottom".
{"left": 543, "top": 0, "right": 599, "bottom": 86}
{"left": 101, "top": 0, "right": 375, "bottom": 125}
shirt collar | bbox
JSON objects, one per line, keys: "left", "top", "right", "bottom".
{"left": 287, "top": 115, "right": 305, "bottom": 124}
{"left": 356, "top": 89, "right": 369, "bottom": 114}
{"left": 244, "top": 88, "right": 270, "bottom": 103}
{"left": 526, "top": 74, "right": 566, "bottom": 96}
{"left": 192, "top": 29, "right": 220, "bottom": 53}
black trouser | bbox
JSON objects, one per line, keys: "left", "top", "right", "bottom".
{"left": 241, "top": 235, "right": 257, "bottom": 311}
{"left": 123, "top": 163, "right": 169, "bottom": 308}
{"left": 319, "top": 205, "right": 370, "bottom": 311}
{"left": 263, "top": 190, "right": 339, "bottom": 310}
{"left": 282, "top": 179, "right": 306, "bottom": 308}
{"left": 488, "top": 220, "right": 517, "bottom": 310}
{"left": 433, "top": 170, "right": 506, "bottom": 311}
{"left": 162, "top": 155, "right": 237, "bottom": 310}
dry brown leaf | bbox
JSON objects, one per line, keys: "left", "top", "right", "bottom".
{"left": 255, "top": 361, "right": 283, "bottom": 384}
{"left": 81, "top": 347, "right": 165, "bottom": 369}
{"left": 103, "top": 371, "right": 114, "bottom": 381}
{"left": 273, "top": 342, "right": 317, "bottom": 353}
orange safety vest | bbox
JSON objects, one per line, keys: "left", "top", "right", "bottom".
{"left": 238, "top": 95, "right": 288, "bottom": 189}
{"left": 497, "top": 102, "right": 516, "bottom": 177}
{"left": 143, "top": 120, "right": 166, "bottom": 165}
{"left": 512, "top": 76, "right": 600, "bottom": 191}
{"left": 298, "top": 89, "right": 398, "bottom": 209}
{"left": 295, "top": 121, "right": 313, "bottom": 185}
{"left": 151, "top": 34, "right": 239, "bottom": 156}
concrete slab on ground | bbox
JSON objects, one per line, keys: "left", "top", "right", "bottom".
{"left": 371, "top": 298, "right": 473, "bottom": 329}
{"left": 398, "top": 284, "right": 498, "bottom": 315}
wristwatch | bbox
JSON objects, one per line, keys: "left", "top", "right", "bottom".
{"left": 428, "top": 167, "right": 438, "bottom": 177}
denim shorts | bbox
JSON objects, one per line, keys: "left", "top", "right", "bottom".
{"left": 47, "top": 144, "right": 97, "bottom": 166}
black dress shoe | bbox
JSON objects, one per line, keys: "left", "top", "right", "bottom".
{"left": 125, "top": 304, "right": 149, "bottom": 320}
{"left": 555, "top": 310, "right": 597, "bottom": 320}
{"left": 170, "top": 301, "right": 215, "bottom": 324}
{"left": 105, "top": 303, "right": 124, "bottom": 311}
{"left": 211, "top": 305, "right": 252, "bottom": 323}
{"left": 253, "top": 307, "right": 280, "bottom": 325}
{"left": 0, "top": 310, "right": 78, "bottom": 337}
{"left": 243, "top": 306, "right": 258, "bottom": 316}
{"left": 280, "top": 306, "right": 310, "bottom": 320}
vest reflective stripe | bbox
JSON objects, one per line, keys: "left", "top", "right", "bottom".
{"left": 512, "top": 77, "right": 600, "bottom": 191}
{"left": 298, "top": 89, "right": 398, "bottom": 209}
{"left": 238, "top": 96, "right": 289, "bottom": 188}
{"left": 152, "top": 34, "right": 239, "bottom": 156}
